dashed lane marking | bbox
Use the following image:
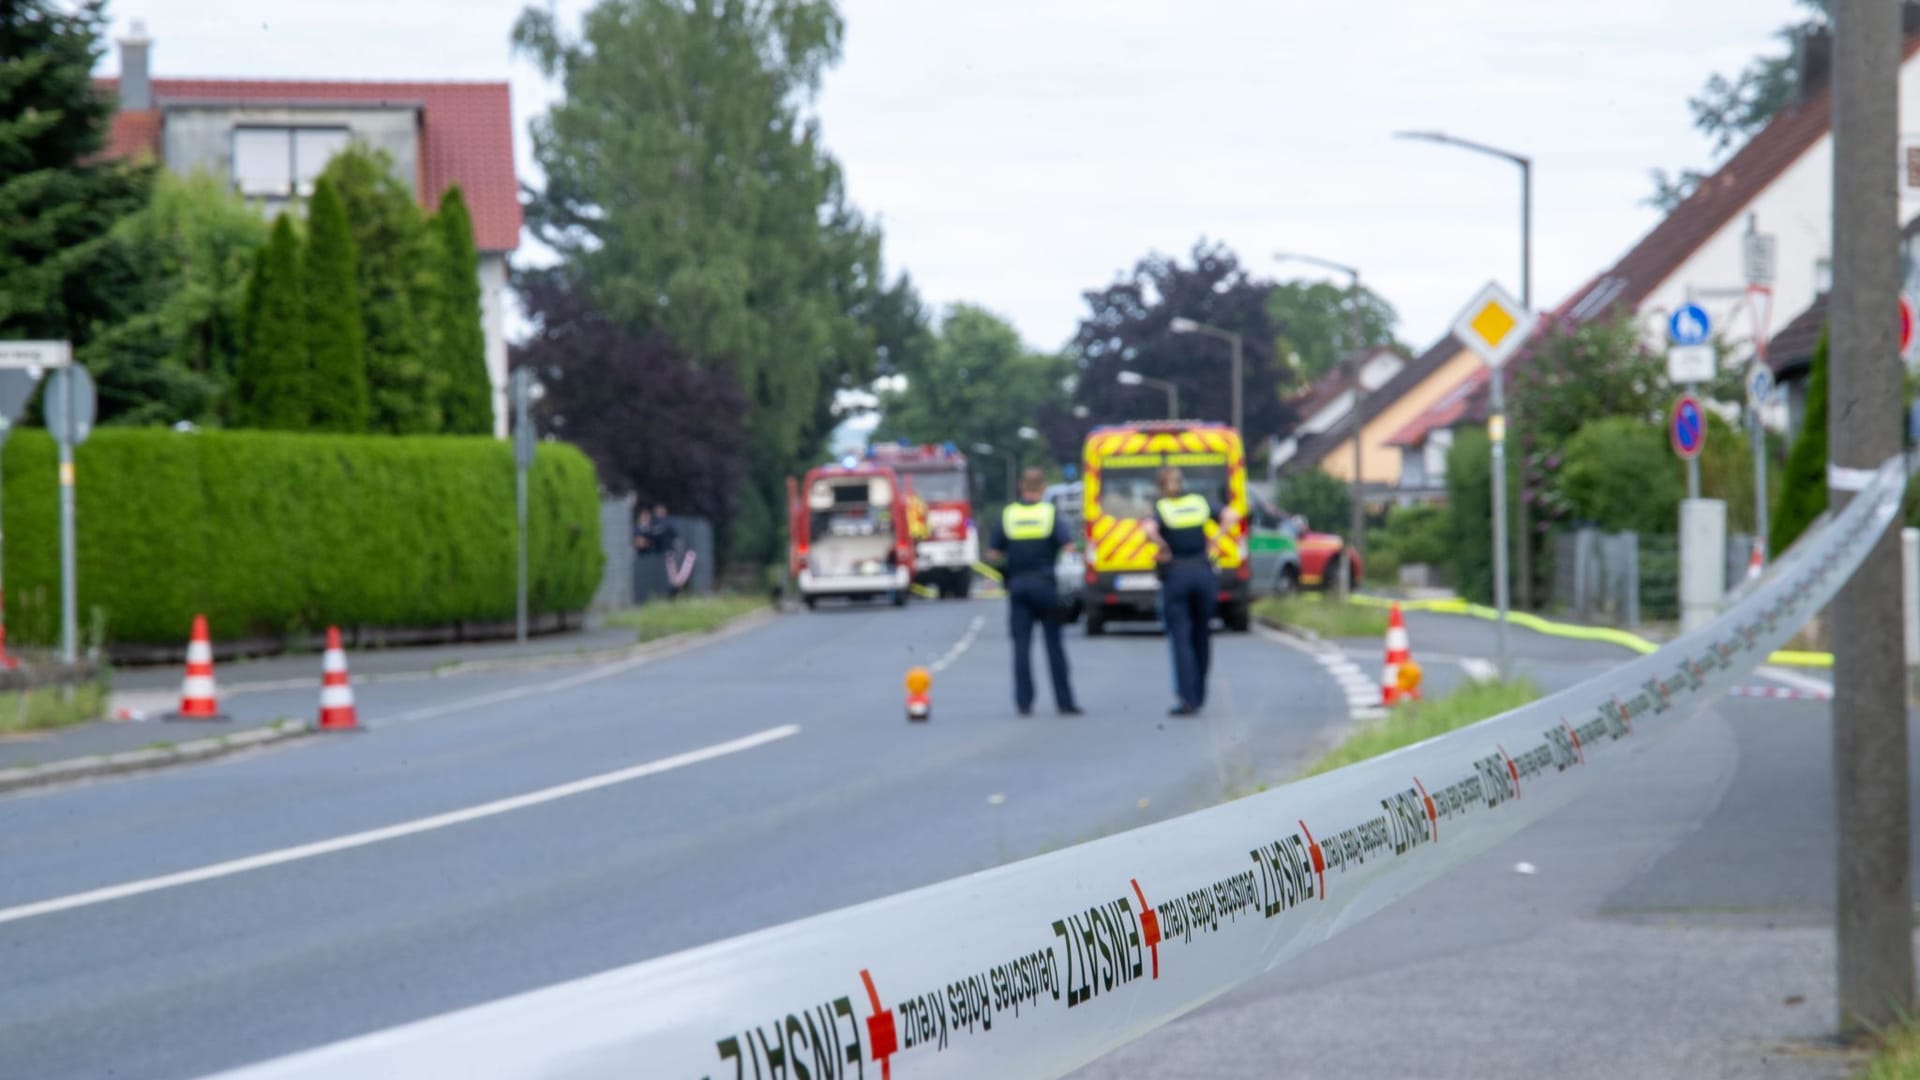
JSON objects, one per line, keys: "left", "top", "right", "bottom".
{"left": 0, "top": 725, "right": 801, "bottom": 927}
{"left": 930, "top": 616, "right": 987, "bottom": 675}
{"left": 1257, "top": 625, "right": 1381, "bottom": 715}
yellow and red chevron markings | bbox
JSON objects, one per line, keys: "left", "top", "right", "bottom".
{"left": 1081, "top": 424, "right": 1247, "bottom": 574}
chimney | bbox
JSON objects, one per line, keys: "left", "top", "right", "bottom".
{"left": 1793, "top": 25, "right": 1832, "bottom": 106}
{"left": 118, "top": 19, "right": 152, "bottom": 110}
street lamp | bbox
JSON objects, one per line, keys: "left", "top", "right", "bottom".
{"left": 1274, "top": 251, "right": 1369, "bottom": 589}
{"left": 1117, "top": 369, "right": 1179, "bottom": 419}
{"left": 1168, "top": 317, "right": 1242, "bottom": 435}
{"left": 1395, "top": 129, "right": 1533, "bottom": 677}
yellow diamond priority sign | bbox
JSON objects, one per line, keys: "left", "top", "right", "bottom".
{"left": 1451, "top": 281, "right": 1535, "bottom": 370}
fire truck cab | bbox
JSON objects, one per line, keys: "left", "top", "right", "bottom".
{"left": 787, "top": 460, "right": 915, "bottom": 610}
{"left": 868, "top": 441, "right": 979, "bottom": 599}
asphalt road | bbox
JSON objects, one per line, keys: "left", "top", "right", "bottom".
{"left": 0, "top": 597, "right": 1361, "bottom": 1079}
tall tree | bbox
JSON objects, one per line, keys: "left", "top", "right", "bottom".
{"left": 233, "top": 216, "right": 310, "bottom": 430}
{"left": 1046, "top": 240, "right": 1292, "bottom": 465}
{"left": 875, "top": 304, "right": 1070, "bottom": 502}
{"left": 317, "top": 146, "right": 442, "bottom": 434}
{"left": 1266, "top": 279, "right": 1400, "bottom": 382}
{"left": 1647, "top": 0, "right": 1831, "bottom": 210}
{"left": 514, "top": 0, "right": 894, "bottom": 559}
{"left": 517, "top": 272, "right": 748, "bottom": 524}
{"left": 0, "top": 0, "right": 150, "bottom": 358}
{"left": 303, "top": 176, "right": 370, "bottom": 433}
{"left": 429, "top": 186, "right": 493, "bottom": 435}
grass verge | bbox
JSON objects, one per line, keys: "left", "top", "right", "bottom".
{"left": 603, "top": 595, "right": 769, "bottom": 644}
{"left": 1305, "top": 678, "right": 1544, "bottom": 777}
{"left": 1255, "top": 593, "right": 1391, "bottom": 640}
{"left": 1858, "top": 1026, "right": 1920, "bottom": 1078}
{"left": 0, "top": 682, "right": 109, "bottom": 736}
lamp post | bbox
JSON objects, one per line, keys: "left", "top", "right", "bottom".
{"left": 1117, "top": 369, "right": 1179, "bottom": 419}
{"left": 1396, "top": 129, "right": 1533, "bottom": 675}
{"left": 1274, "top": 252, "right": 1369, "bottom": 587}
{"left": 1169, "top": 317, "right": 1243, "bottom": 436}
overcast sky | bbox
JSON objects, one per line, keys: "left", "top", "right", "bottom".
{"left": 100, "top": 0, "right": 1806, "bottom": 353}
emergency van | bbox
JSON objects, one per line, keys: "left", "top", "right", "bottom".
{"left": 786, "top": 461, "right": 915, "bottom": 609}
{"left": 1080, "top": 422, "right": 1252, "bottom": 635}
{"left": 869, "top": 442, "right": 979, "bottom": 599}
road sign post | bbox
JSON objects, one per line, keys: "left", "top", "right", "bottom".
{"left": 1748, "top": 366, "right": 1774, "bottom": 562}
{"left": 1668, "top": 305, "right": 1715, "bottom": 501}
{"left": 1450, "top": 281, "right": 1536, "bottom": 680}
{"left": 45, "top": 362, "right": 94, "bottom": 664}
{"left": 512, "top": 367, "right": 534, "bottom": 645}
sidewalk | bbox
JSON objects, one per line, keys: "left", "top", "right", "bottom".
{"left": 0, "top": 624, "right": 646, "bottom": 785}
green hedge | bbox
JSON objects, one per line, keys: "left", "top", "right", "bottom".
{"left": 2, "top": 429, "right": 602, "bottom": 645}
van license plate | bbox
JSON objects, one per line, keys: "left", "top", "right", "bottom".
{"left": 1115, "top": 573, "right": 1159, "bottom": 591}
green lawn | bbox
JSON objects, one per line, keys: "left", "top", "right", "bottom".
{"left": 1305, "top": 678, "right": 1543, "bottom": 777}
{"left": 1255, "top": 593, "right": 1390, "bottom": 640}
{"left": 1858, "top": 1027, "right": 1920, "bottom": 1079}
{"left": 603, "top": 595, "right": 769, "bottom": 644}
{"left": 0, "top": 682, "right": 109, "bottom": 736}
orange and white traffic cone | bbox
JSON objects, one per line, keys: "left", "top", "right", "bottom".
{"left": 317, "top": 626, "right": 360, "bottom": 732}
{"left": 1746, "top": 538, "right": 1765, "bottom": 582}
{"left": 1380, "top": 603, "right": 1419, "bottom": 706}
{"left": 169, "top": 614, "right": 227, "bottom": 720}
{"left": 905, "top": 665, "right": 932, "bottom": 723}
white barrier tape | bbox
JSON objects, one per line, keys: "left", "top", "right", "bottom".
{"left": 1829, "top": 462, "right": 1878, "bottom": 492}
{"left": 213, "top": 456, "right": 1907, "bottom": 1080}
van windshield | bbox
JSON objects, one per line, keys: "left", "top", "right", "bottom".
{"left": 1097, "top": 465, "right": 1230, "bottom": 520}
{"left": 905, "top": 470, "right": 968, "bottom": 504}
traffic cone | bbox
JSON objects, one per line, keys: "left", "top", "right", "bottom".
{"left": 317, "top": 626, "right": 361, "bottom": 732}
{"left": 1380, "top": 603, "right": 1419, "bottom": 706}
{"left": 168, "top": 614, "right": 227, "bottom": 720}
{"left": 1746, "top": 538, "right": 1765, "bottom": 582}
{"left": 905, "top": 665, "right": 932, "bottom": 723}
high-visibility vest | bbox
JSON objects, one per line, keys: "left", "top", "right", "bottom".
{"left": 1155, "top": 493, "right": 1212, "bottom": 531}
{"left": 1002, "top": 501, "right": 1057, "bottom": 541}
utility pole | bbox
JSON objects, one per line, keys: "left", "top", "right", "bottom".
{"left": 512, "top": 366, "right": 533, "bottom": 645}
{"left": 1829, "top": 0, "right": 1912, "bottom": 1038}
{"left": 1271, "top": 252, "right": 1371, "bottom": 587}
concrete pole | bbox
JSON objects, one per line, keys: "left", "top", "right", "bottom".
{"left": 1515, "top": 157, "right": 1535, "bottom": 613}
{"left": 1348, "top": 273, "right": 1367, "bottom": 573}
{"left": 1829, "top": 0, "right": 1913, "bottom": 1038}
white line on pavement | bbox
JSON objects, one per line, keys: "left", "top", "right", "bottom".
{"left": 0, "top": 725, "right": 801, "bottom": 927}
{"left": 930, "top": 616, "right": 987, "bottom": 674}
{"left": 371, "top": 653, "right": 655, "bottom": 729}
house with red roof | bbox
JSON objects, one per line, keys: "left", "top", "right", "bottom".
{"left": 1387, "top": 20, "right": 1920, "bottom": 491}
{"left": 97, "top": 22, "right": 522, "bottom": 436}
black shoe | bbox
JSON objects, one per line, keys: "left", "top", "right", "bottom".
{"left": 1169, "top": 704, "right": 1200, "bottom": 717}
{"left": 1058, "top": 705, "right": 1084, "bottom": 717}
{"left": 1017, "top": 706, "right": 1033, "bottom": 717}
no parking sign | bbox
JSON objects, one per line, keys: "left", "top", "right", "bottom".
{"left": 1671, "top": 394, "right": 1706, "bottom": 460}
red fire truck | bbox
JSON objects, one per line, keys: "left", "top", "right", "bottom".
{"left": 786, "top": 458, "right": 916, "bottom": 610}
{"left": 868, "top": 441, "right": 979, "bottom": 599}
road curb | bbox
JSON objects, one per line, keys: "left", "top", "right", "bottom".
{"left": 9, "top": 608, "right": 782, "bottom": 796}
{"left": 0, "top": 719, "right": 316, "bottom": 796}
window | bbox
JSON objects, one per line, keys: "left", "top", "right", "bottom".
{"left": 231, "top": 126, "right": 351, "bottom": 197}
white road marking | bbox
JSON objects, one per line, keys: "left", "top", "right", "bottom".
{"left": 1257, "top": 626, "right": 1382, "bottom": 715}
{"left": 372, "top": 653, "right": 658, "bottom": 729}
{"left": 930, "top": 616, "right": 987, "bottom": 674}
{"left": 0, "top": 725, "right": 801, "bottom": 927}
{"left": 1756, "top": 665, "right": 1835, "bottom": 697}
{"left": 1459, "top": 658, "right": 1499, "bottom": 684}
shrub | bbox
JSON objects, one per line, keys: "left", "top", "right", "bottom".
{"left": 1273, "top": 469, "right": 1352, "bottom": 536}
{"left": 1558, "top": 417, "right": 1683, "bottom": 533}
{"left": 1443, "top": 427, "right": 1519, "bottom": 605}
{"left": 2, "top": 429, "right": 601, "bottom": 645}
{"left": 1773, "top": 327, "right": 1828, "bottom": 553}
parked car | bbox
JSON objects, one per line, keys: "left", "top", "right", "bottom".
{"left": 1248, "top": 495, "right": 1360, "bottom": 594}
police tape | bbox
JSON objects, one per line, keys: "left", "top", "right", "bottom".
{"left": 211, "top": 456, "right": 1908, "bottom": 1080}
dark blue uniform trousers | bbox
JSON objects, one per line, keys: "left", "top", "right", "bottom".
{"left": 1009, "top": 575, "right": 1076, "bottom": 711}
{"left": 1161, "top": 560, "right": 1215, "bottom": 709}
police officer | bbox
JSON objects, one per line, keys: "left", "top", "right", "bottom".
{"left": 987, "top": 467, "right": 1083, "bottom": 717}
{"left": 1145, "top": 466, "right": 1235, "bottom": 716}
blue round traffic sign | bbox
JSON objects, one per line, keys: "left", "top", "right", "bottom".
{"left": 1668, "top": 304, "right": 1712, "bottom": 347}
{"left": 1670, "top": 394, "right": 1706, "bottom": 460}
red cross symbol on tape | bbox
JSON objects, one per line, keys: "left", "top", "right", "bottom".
{"left": 1130, "top": 878, "right": 1162, "bottom": 979}
{"left": 1563, "top": 721, "right": 1584, "bottom": 765}
{"left": 1497, "top": 744, "right": 1522, "bottom": 798}
{"left": 1297, "top": 820, "right": 1327, "bottom": 899}
{"left": 1413, "top": 776, "right": 1439, "bottom": 841}
{"left": 860, "top": 969, "right": 898, "bottom": 1080}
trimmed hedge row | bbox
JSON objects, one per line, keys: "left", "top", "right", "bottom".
{"left": 2, "top": 429, "right": 603, "bottom": 645}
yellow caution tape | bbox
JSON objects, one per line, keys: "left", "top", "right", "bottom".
{"left": 1346, "top": 593, "right": 1832, "bottom": 667}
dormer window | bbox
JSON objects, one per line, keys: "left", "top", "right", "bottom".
{"left": 231, "top": 126, "right": 350, "bottom": 198}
